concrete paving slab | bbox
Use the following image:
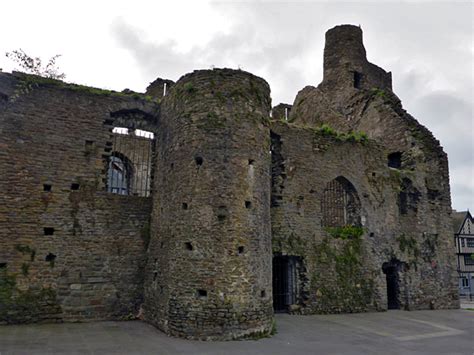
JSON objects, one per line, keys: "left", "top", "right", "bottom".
{"left": 0, "top": 309, "right": 472, "bottom": 355}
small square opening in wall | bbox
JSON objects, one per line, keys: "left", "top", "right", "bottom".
{"left": 195, "top": 156, "right": 203, "bottom": 166}
{"left": 45, "top": 253, "right": 56, "bottom": 267}
{"left": 185, "top": 242, "right": 193, "bottom": 251}
{"left": 71, "top": 183, "right": 80, "bottom": 191}
{"left": 182, "top": 203, "right": 188, "bottom": 210}
{"left": 44, "top": 228, "right": 55, "bottom": 236}
{"left": 0, "top": 262, "right": 7, "bottom": 269}
{"left": 238, "top": 246, "right": 245, "bottom": 254}
{"left": 388, "top": 152, "right": 402, "bottom": 169}
{"left": 248, "top": 159, "right": 255, "bottom": 165}
{"left": 45, "top": 253, "right": 56, "bottom": 262}
{"left": 261, "top": 290, "right": 266, "bottom": 298}
{"left": 85, "top": 140, "right": 95, "bottom": 150}
{"left": 43, "top": 184, "right": 52, "bottom": 192}
{"left": 197, "top": 289, "right": 207, "bottom": 298}
{"left": 245, "top": 201, "right": 252, "bottom": 209}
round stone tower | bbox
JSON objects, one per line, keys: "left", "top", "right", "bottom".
{"left": 322, "top": 24, "right": 392, "bottom": 91}
{"left": 144, "top": 69, "right": 273, "bottom": 340}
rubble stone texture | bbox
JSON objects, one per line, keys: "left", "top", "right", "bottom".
{"left": 0, "top": 24, "right": 458, "bottom": 340}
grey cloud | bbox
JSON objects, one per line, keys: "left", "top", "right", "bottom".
{"left": 110, "top": 2, "right": 473, "bottom": 210}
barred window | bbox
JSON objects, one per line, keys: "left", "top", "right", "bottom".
{"left": 321, "top": 176, "right": 361, "bottom": 227}
{"left": 106, "top": 127, "right": 154, "bottom": 197}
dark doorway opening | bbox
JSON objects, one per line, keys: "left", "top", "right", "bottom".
{"left": 273, "top": 255, "right": 299, "bottom": 312}
{"left": 382, "top": 260, "right": 401, "bottom": 310}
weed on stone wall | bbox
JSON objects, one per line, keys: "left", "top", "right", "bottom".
{"left": 324, "top": 225, "right": 364, "bottom": 240}
{"left": 14, "top": 244, "right": 36, "bottom": 261}
{"left": 312, "top": 228, "right": 376, "bottom": 313}
{"left": 0, "top": 267, "right": 61, "bottom": 323}
{"left": 397, "top": 233, "right": 420, "bottom": 270}
{"left": 9, "top": 73, "right": 159, "bottom": 103}
{"left": 140, "top": 222, "right": 151, "bottom": 250}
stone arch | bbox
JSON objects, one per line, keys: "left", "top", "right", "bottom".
{"left": 382, "top": 258, "right": 408, "bottom": 310}
{"left": 321, "top": 176, "right": 361, "bottom": 227}
{"left": 107, "top": 152, "right": 134, "bottom": 195}
{"left": 109, "top": 108, "right": 157, "bottom": 133}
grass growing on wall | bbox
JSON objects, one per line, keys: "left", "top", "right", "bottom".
{"left": 311, "top": 226, "right": 376, "bottom": 313}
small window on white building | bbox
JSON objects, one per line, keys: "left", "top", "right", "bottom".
{"left": 464, "top": 254, "right": 474, "bottom": 266}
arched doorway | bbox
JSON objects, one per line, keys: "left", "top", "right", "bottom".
{"left": 382, "top": 259, "right": 402, "bottom": 310}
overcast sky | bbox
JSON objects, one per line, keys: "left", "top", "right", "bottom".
{"left": 1, "top": 0, "right": 472, "bottom": 211}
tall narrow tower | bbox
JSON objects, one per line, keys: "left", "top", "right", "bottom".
{"left": 145, "top": 69, "right": 273, "bottom": 340}
{"left": 322, "top": 24, "right": 392, "bottom": 91}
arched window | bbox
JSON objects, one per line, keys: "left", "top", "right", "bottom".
{"left": 105, "top": 124, "right": 154, "bottom": 197}
{"left": 107, "top": 153, "right": 133, "bottom": 195}
{"left": 321, "top": 176, "right": 361, "bottom": 227}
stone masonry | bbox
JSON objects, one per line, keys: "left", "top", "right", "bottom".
{"left": 0, "top": 24, "right": 459, "bottom": 340}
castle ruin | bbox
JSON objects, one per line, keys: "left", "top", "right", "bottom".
{"left": 0, "top": 25, "right": 459, "bottom": 340}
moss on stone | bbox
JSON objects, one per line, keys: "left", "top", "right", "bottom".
{"left": 396, "top": 233, "right": 421, "bottom": 270}
{"left": 311, "top": 233, "right": 375, "bottom": 313}
{"left": 325, "top": 225, "right": 364, "bottom": 240}
{"left": 0, "top": 268, "right": 61, "bottom": 322}
{"left": 196, "top": 112, "right": 226, "bottom": 130}
{"left": 140, "top": 222, "right": 151, "bottom": 250}
{"left": 272, "top": 232, "right": 308, "bottom": 255}
{"left": 21, "top": 263, "right": 29, "bottom": 276}
{"left": 10, "top": 72, "right": 159, "bottom": 103}
{"left": 397, "top": 234, "right": 419, "bottom": 255}
{"left": 183, "top": 82, "right": 197, "bottom": 94}
{"left": 14, "top": 244, "right": 36, "bottom": 261}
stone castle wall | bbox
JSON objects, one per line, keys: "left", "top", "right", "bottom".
{"left": 0, "top": 24, "right": 459, "bottom": 339}
{"left": 144, "top": 69, "right": 273, "bottom": 340}
{"left": 0, "top": 73, "right": 156, "bottom": 323}
{"left": 286, "top": 25, "right": 458, "bottom": 311}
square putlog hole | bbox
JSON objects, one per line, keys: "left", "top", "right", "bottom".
{"left": 71, "top": 183, "right": 80, "bottom": 191}
{"left": 43, "top": 228, "right": 55, "bottom": 236}
{"left": 195, "top": 156, "right": 203, "bottom": 166}
{"left": 196, "top": 289, "right": 207, "bottom": 298}
{"left": 43, "top": 184, "right": 52, "bottom": 192}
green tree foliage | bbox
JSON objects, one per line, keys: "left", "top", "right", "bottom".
{"left": 5, "top": 49, "right": 65, "bottom": 80}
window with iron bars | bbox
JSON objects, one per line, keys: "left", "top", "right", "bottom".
{"left": 321, "top": 176, "right": 361, "bottom": 227}
{"left": 106, "top": 127, "right": 154, "bottom": 197}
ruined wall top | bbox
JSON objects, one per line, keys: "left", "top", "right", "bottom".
{"left": 322, "top": 24, "right": 392, "bottom": 92}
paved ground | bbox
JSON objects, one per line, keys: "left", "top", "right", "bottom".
{"left": 0, "top": 309, "right": 472, "bottom": 354}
